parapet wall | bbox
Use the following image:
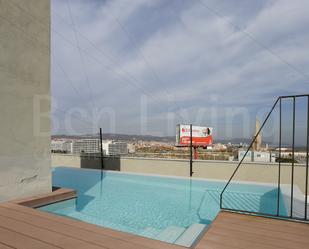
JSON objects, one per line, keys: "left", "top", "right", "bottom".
{"left": 52, "top": 154, "right": 307, "bottom": 193}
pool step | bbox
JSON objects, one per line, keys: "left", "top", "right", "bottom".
{"left": 175, "top": 223, "right": 207, "bottom": 247}
{"left": 139, "top": 227, "right": 161, "bottom": 238}
{"left": 57, "top": 208, "right": 207, "bottom": 247}
{"left": 156, "top": 226, "right": 186, "bottom": 243}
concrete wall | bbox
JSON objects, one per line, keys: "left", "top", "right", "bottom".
{"left": 0, "top": 0, "right": 51, "bottom": 201}
{"left": 52, "top": 154, "right": 307, "bottom": 193}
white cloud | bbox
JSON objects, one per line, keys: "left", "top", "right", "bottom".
{"left": 51, "top": 0, "right": 309, "bottom": 137}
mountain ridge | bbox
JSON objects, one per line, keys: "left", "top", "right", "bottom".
{"left": 52, "top": 133, "right": 253, "bottom": 144}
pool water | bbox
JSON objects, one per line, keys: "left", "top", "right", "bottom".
{"left": 40, "top": 167, "right": 287, "bottom": 246}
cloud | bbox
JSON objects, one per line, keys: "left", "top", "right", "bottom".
{"left": 51, "top": 0, "right": 309, "bottom": 138}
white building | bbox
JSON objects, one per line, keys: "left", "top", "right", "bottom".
{"left": 72, "top": 139, "right": 100, "bottom": 154}
{"left": 127, "top": 143, "right": 136, "bottom": 154}
{"left": 51, "top": 140, "right": 73, "bottom": 153}
{"left": 102, "top": 140, "right": 112, "bottom": 155}
{"left": 102, "top": 141, "right": 128, "bottom": 156}
{"left": 254, "top": 151, "right": 276, "bottom": 163}
{"left": 109, "top": 142, "right": 128, "bottom": 156}
{"left": 238, "top": 150, "right": 253, "bottom": 162}
{"left": 238, "top": 150, "right": 276, "bottom": 163}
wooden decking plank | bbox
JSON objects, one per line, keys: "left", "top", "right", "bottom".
{"left": 220, "top": 211, "right": 308, "bottom": 228}
{"left": 195, "top": 239, "right": 241, "bottom": 249}
{"left": 210, "top": 221, "right": 309, "bottom": 244}
{"left": 0, "top": 226, "right": 59, "bottom": 249}
{"left": 0, "top": 215, "right": 107, "bottom": 249}
{"left": 1, "top": 202, "right": 133, "bottom": 240}
{"left": 195, "top": 211, "right": 309, "bottom": 249}
{"left": 202, "top": 233, "right": 279, "bottom": 249}
{"left": 0, "top": 242, "right": 15, "bottom": 249}
{"left": 0, "top": 207, "right": 131, "bottom": 249}
{"left": 10, "top": 188, "right": 76, "bottom": 208}
{"left": 0, "top": 206, "right": 164, "bottom": 249}
{"left": 220, "top": 211, "right": 309, "bottom": 230}
{"left": 0, "top": 203, "right": 183, "bottom": 249}
{"left": 204, "top": 224, "right": 309, "bottom": 249}
{"left": 127, "top": 235, "right": 186, "bottom": 249}
{"left": 218, "top": 211, "right": 309, "bottom": 234}
{"left": 205, "top": 230, "right": 307, "bottom": 249}
{"left": 212, "top": 221, "right": 309, "bottom": 243}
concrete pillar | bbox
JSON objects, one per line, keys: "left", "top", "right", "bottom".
{"left": 0, "top": 0, "right": 51, "bottom": 202}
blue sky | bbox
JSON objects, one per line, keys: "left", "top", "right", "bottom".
{"left": 51, "top": 0, "right": 309, "bottom": 141}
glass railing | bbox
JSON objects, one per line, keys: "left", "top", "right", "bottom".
{"left": 220, "top": 94, "right": 309, "bottom": 221}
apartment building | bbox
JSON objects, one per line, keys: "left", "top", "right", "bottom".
{"left": 102, "top": 141, "right": 128, "bottom": 156}
{"left": 72, "top": 139, "right": 100, "bottom": 154}
{"left": 51, "top": 140, "right": 73, "bottom": 153}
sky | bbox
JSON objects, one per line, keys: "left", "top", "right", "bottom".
{"left": 51, "top": 0, "right": 309, "bottom": 142}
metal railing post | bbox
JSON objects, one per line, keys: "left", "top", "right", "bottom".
{"left": 99, "top": 128, "right": 104, "bottom": 170}
{"left": 305, "top": 96, "right": 309, "bottom": 220}
{"left": 190, "top": 124, "right": 193, "bottom": 177}
{"left": 290, "top": 97, "right": 295, "bottom": 218}
{"left": 277, "top": 98, "right": 282, "bottom": 216}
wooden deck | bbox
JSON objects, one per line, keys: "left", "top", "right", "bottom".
{"left": 9, "top": 188, "right": 77, "bottom": 208}
{"left": 195, "top": 211, "right": 309, "bottom": 249}
{"left": 0, "top": 190, "right": 309, "bottom": 249}
{"left": 0, "top": 201, "right": 184, "bottom": 249}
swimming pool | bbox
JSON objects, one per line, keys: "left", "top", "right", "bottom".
{"left": 40, "top": 167, "right": 287, "bottom": 246}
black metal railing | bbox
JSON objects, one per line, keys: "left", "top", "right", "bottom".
{"left": 220, "top": 94, "right": 309, "bottom": 221}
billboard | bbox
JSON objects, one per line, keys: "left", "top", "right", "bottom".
{"left": 176, "top": 124, "right": 213, "bottom": 147}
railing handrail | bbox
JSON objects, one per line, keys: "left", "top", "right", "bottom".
{"left": 279, "top": 94, "right": 309, "bottom": 99}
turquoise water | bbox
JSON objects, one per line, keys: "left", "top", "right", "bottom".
{"left": 40, "top": 167, "right": 286, "bottom": 244}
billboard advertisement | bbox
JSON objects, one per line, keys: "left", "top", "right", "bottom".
{"left": 176, "top": 124, "right": 213, "bottom": 147}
